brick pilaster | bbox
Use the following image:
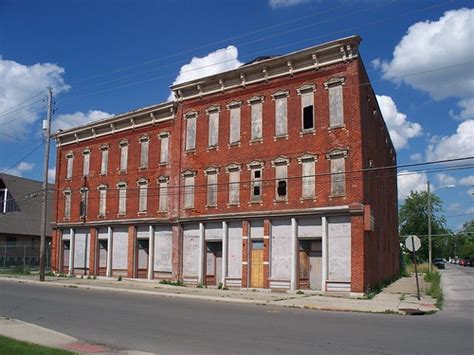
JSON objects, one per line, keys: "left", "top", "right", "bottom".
{"left": 351, "top": 214, "right": 365, "bottom": 293}
{"left": 127, "top": 225, "right": 136, "bottom": 278}
{"left": 263, "top": 218, "right": 271, "bottom": 289}
{"left": 89, "top": 227, "right": 97, "bottom": 276}
{"left": 241, "top": 220, "right": 249, "bottom": 288}
{"left": 172, "top": 224, "right": 182, "bottom": 280}
{"left": 51, "top": 229, "right": 60, "bottom": 273}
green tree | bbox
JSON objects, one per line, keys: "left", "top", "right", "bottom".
{"left": 456, "top": 220, "right": 474, "bottom": 259}
{"left": 399, "top": 190, "right": 449, "bottom": 260}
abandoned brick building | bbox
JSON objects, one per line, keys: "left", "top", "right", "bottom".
{"left": 50, "top": 35, "right": 399, "bottom": 294}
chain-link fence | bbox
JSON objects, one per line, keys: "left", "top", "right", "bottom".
{"left": 0, "top": 243, "right": 51, "bottom": 274}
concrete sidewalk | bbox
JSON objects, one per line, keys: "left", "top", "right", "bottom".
{"left": 0, "top": 273, "right": 437, "bottom": 315}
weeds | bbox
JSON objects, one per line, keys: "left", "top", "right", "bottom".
{"left": 159, "top": 279, "right": 184, "bottom": 287}
{"left": 296, "top": 290, "right": 305, "bottom": 295}
{"left": 117, "top": 276, "right": 122, "bottom": 281}
{"left": 425, "top": 271, "right": 444, "bottom": 309}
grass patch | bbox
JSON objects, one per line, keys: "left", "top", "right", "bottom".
{"left": 406, "top": 262, "right": 430, "bottom": 274}
{"left": 159, "top": 279, "right": 184, "bottom": 287}
{"left": 0, "top": 335, "right": 73, "bottom": 354}
{"left": 364, "top": 278, "right": 394, "bottom": 299}
{"left": 424, "top": 271, "right": 444, "bottom": 309}
{"left": 0, "top": 267, "right": 32, "bottom": 275}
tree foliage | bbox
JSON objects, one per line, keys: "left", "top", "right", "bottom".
{"left": 399, "top": 190, "right": 449, "bottom": 260}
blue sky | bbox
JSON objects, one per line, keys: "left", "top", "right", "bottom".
{"left": 0, "top": 0, "right": 473, "bottom": 229}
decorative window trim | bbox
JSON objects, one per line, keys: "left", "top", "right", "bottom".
{"left": 323, "top": 77, "right": 346, "bottom": 89}
{"left": 325, "top": 148, "right": 349, "bottom": 159}
{"left": 247, "top": 160, "right": 265, "bottom": 170}
{"left": 63, "top": 188, "right": 72, "bottom": 195}
{"left": 226, "top": 163, "right": 242, "bottom": 172}
{"left": 247, "top": 95, "right": 265, "bottom": 105}
{"left": 99, "top": 144, "right": 109, "bottom": 151}
{"left": 184, "top": 110, "right": 198, "bottom": 119}
{"left": 271, "top": 156, "right": 290, "bottom": 167}
{"left": 204, "top": 166, "right": 220, "bottom": 175}
{"left": 97, "top": 184, "right": 108, "bottom": 190}
{"left": 138, "top": 134, "right": 150, "bottom": 142}
{"left": 157, "top": 175, "right": 169, "bottom": 183}
{"left": 137, "top": 178, "right": 148, "bottom": 186}
{"left": 271, "top": 90, "right": 290, "bottom": 100}
{"left": 296, "top": 83, "right": 316, "bottom": 95}
{"left": 66, "top": 151, "right": 74, "bottom": 158}
{"left": 226, "top": 100, "right": 242, "bottom": 109}
{"left": 205, "top": 105, "right": 221, "bottom": 114}
{"left": 80, "top": 187, "right": 89, "bottom": 193}
{"left": 182, "top": 170, "right": 197, "bottom": 178}
{"left": 116, "top": 181, "right": 128, "bottom": 188}
{"left": 158, "top": 131, "right": 170, "bottom": 138}
{"left": 119, "top": 139, "right": 129, "bottom": 147}
{"left": 297, "top": 153, "right": 318, "bottom": 163}
{"left": 82, "top": 148, "right": 90, "bottom": 155}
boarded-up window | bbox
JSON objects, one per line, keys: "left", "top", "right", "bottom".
{"left": 250, "top": 167, "right": 263, "bottom": 202}
{"left": 80, "top": 188, "right": 88, "bottom": 217}
{"left": 329, "top": 85, "right": 344, "bottom": 127}
{"left": 330, "top": 156, "right": 345, "bottom": 196}
{"left": 66, "top": 154, "right": 73, "bottom": 179}
{"left": 100, "top": 147, "right": 108, "bottom": 175}
{"left": 208, "top": 111, "right": 219, "bottom": 147}
{"left": 185, "top": 114, "right": 196, "bottom": 151}
{"left": 138, "top": 180, "right": 148, "bottom": 212}
{"left": 275, "top": 96, "right": 288, "bottom": 136}
{"left": 206, "top": 171, "right": 218, "bottom": 207}
{"left": 229, "top": 106, "right": 241, "bottom": 144}
{"left": 301, "top": 92, "right": 314, "bottom": 131}
{"left": 118, "top": 184, "right": 127, "bottom": 215}
{"left": 184, "top": 174, "right": 195, "bottom": 208}
{"left": 82, "top": 151, "right": 90, "bottom": 177}
{"left": 119, "top": 142, "right": 128, "bottom": 172}
{"left": 139, "top": 137, "right": 149, "bottom": 168}
{"left": 98, "top": 187, "right": 107, "bottom": 216}
{"left": 64, "top": 190, "right": 71, "bottom": 219}
{"left": 159, "top": 133, "right": 169, "bottom": 164}
{"left": 228, "top": 169, "right": 240, "bottom": 204}
{"left": 301, "top": 158, "right": 315, "bottom": 199}
{"left": 250, "top": 101, "right": 263, "bottom": 141}
{"left": 158, "top": 177, "right": 169, "bottom": 212}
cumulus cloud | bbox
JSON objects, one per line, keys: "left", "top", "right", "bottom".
{"left": 410, "top": 153, "right": 423, "bottom": 162}
{"left": 397, "top": 170, "right": 427, "bottom": 201}
{"left": 269, "top": 0, "right": 311, "bottom": 8}
{"left": 459, "top": 175, "right": 474, "bottom": 186}
{"left": 168, "top": 46, "right": 243, "bottom": 101}
{"left": 426, "top": 120, "right": 474, "bottom": 161}
{"left": 52, "top": 110, "right": 111, "bottom": 132}
{"left": 375, "top": 8, "right": 474, "bottom": 120}
{"left": 436, "top": 173, "right": 456, "bottom": 186}
{"left": 376, "top": 95, "right": 422, "bottom": 150}
{"left": 2, "top": 161, "right": 35, "bottom": 177}
{"left": 0, "top": 58, "right": 69, "bottom": 139}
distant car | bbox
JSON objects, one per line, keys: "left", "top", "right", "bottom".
{"left": 462, "top": 259, "right": 473, "bottom": 267}
{"left": 433, "top": 258, "right": 445, "bottom": 269}
{"left": 459, "top": 259, "right": 467, "bottom": 266}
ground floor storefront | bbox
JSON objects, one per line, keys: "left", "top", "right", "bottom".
{"left": 51, "top": 206, "right": 396, "bottom": 294}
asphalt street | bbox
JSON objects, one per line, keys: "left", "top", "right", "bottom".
{"left": 0, "top": 267, "right": 472, "bottom": 355}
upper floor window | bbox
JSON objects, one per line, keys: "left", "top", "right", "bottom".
{"left": 158, "top": 131, "right": 170, "bottom": 164}
{"left": 117, "top": 182, "right": 127, "bottom": 215}
{"left": 226, "top": 163, "right": 241, "bottom": 205}
{"left": 206, "top": 106, "right": 220, "bottom": 148}
{"left": 272, "top": 90, "right": 289, "bottom": 137}
{"left": 272, "top": 157, "right": 290, "bottom": 201}
{"left": 82, "top": 149, "right": 90, "bottom": 177}
{"left": 227, "top": 101, "right": 242, "bottom": 145}
{"left": 79, "top": 187, "right": 89, "bottom": 218}
{"left": 205, "top": 167, "right": 219, "bottom": 207}
{"left": 185, "top": 111, "right": 197, "bottom": 151}
{"left": 325, "top": 77, "right": 345, "bottom": 128}
{"left": 66, "top": 152, "right": 74, "bottom": 179}
{"left": 297, "top": 84, "right": 316, "bottom": 132}
{"left": 137, "top": 178, "right": 148, "bottom": 213}
{"left": 119, "top": 140, "right": 129, "bottom": 172}
{"left": 248, "top": 96, "right": 264, "bottom": 141}
{"left": 98, "top": 184, "right": 107, "bottom": 217}
{"left": 158, "top": 176, "right": 169, "bottom": 212}
{"left": 248, "top": 161, "right": 264, "bottom": 203}
{"left": 139, "top": 135, "right": 149, "bottom": 169}
{"left": 63, "top": 189, "right": 71, "bottom": 219}
{"left": 326, "top": 149, "right": 348, "bottom": 196}
{"left": 182, "top": 170, "right": 196, "bottom": 209}
{"left": 298, "top": 153, "right": 317, "bottom": 199}
{"left": 100, "top": 145, "right": 109, "bottom": 175}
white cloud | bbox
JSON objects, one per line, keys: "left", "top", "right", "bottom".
{"left": 269, "top": 0, "right": 310, "bottom": 8}
{"left": 376, "top": 8, "right": 474, "bottom": 120}
{"left": 426, "top": 120, "right": 474, "bottom": 161}
{"left": 410, "top": 153, "right": 423, "bottom": 162}
{"left": 52, "top": 110, "right": 111, "bottom": 132}
{"left": 2, "top": 161, "right": 35, "bottom": 177}
{"left": 397, "top": 170, "right": 427, "bottom": 201}
{"left": 168, "top": 46, "right": 243, "bottom": 101}
{"left": 48, "top": 168, "right": 56, "bottom": 183}
{"left": 0, "top": 58, "right": 69, "bottom": 139}
{"left": 376, "top": 95, "right": 422, "bottom": 150}
{"left": 436, "top": 173, "right": 456, "bottom": 186}
{"left": 447, "top": 203, "right": 462, "bottom": 212}
{"left": 459, "top": 175, "right": 474, "bottom": 186}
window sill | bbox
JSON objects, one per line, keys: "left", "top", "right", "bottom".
{"left": 159, "top": 162, "right": 169, "bottom": 166}
{"left": 97, "top": 215, "right": 106, "bottom": 219}
{"left": 139, "top": 166, "right": 148, "bottom": 171}
{"left": 228, "top": 142, "right": 241, "bottom": 147}
{"left": 300, "top": 129, "right": 315, "bottom": 136}
{"left": 329, "top": 194, "right": 346, "bottom": 199}
{"left": 328, "top": 124, "right": 345, "bottom": 131}
{"left": 118, "top": 170, "right": 127, "bottom": 174}
{"left": 300, "top": 197, "right": 316, "bottom": 202}
{"left": 185, "top": 149, "right": 196, "bottom": 154}
{"left": 99, "top": 173, "right": 107, "bottom": 177}
{"left": 157, "top": 210, "right": 168, "bottom": 214}
{"left": 273, "top": 198, "right": 288, "bottom": 203}
{"left": 117, "top": 213, "right": 126, "bottom": 217}
{"left": 63, "top": 217, "right": 70, "bottom": 222}
{"left": 207, "top": 146, "right": 219, "bottom": 151}
{"left": 137, "top": 211, "right": 148, "bottom": 216}
{"left": 249, "top": 200, "right": 263, "bottom": 205}
{"left": 205, "top": 205, "right": 217, "bottom": 209}
{"left": 250, "top": 139, "right": 263, "bottom": 144}
{"left": 227, "top": 203, "right": 240, "bottom": 207}
{"left": 273, "top": 135, "right": 288, "bottom": 141}
{"left": 184, "top": 206, "right": 194, "bottom": 210}
{"left": 65, "top": 178, "right": 72, "bottom": 182}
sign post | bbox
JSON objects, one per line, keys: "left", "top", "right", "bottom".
{"left": 405, "top": 235, "right": 421, "bottom": 301}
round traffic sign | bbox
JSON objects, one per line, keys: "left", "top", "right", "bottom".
{"left": 405, "top": 235, "right": 421, "bottom": 252}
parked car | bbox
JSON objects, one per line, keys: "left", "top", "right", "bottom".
{"left": 462, "top": 259, "right": 473, "bottom": 267}
{"left": 433, "top": 258, "right": 445, "bottom": 269}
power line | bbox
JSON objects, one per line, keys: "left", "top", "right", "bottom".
{"left": 0, "top": 143, "right": 44, "bottom": 174}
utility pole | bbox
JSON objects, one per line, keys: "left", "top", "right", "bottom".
{"left": 39, "top": 88, "right": 53, "bottom": 282}
{"left": 427, "top": 180, "right": 432, "bottom": 274}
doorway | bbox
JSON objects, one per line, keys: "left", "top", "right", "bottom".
{"left": 205, "top": 242, "right": 222, "bottom": 286}
{"left": 137, "top": 239, "right": 149, "bottom": 279}
{"left": 250, "top": 240, "right": 264, "bottom": 288}
{"left": 298, "top": 240, "right": 322, "bottom": 290}
{"left": 62, "top": 240, "right": 70, "bottom": 273}
{"left": 98, "top": 240, "right": 108, "bottom": 276}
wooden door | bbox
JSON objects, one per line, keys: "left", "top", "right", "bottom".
{"left": 206, "top": 245, "right": 216, "bottom": 286}
{"left": 299, "top": 250, "right": 310, "bottom": 289}
{"left": 250, "top": 240, "right": 264, "bottom": 288}
{"left": 137, "top": 239, "right": 149, "bottom": 279}
{"left": 62, "top": 240, "right": 70, "bottom": 274}
{"left": 98, "top": 240, "right": 107, "bottom": 276}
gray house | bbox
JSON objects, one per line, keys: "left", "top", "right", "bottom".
{"left": 0, "top": 173, "right": 53, "bottom": 268}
